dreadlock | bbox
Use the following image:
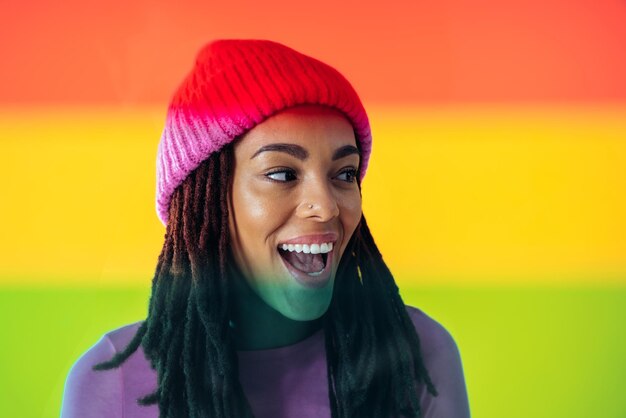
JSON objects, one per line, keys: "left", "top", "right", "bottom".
{"left": 94, "top": 142, "right": 438, "bottom": 417}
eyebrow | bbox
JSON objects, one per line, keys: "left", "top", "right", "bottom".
{"left": 251, "top": 143, "right": 360, "bottom": 161}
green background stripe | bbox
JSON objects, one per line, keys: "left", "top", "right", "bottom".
{"left": 1, "top": 284, "right": 625, "bottom": 418}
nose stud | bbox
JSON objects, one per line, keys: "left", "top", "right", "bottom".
{"left": 308, "top": 204, "right": 314, "bottom": 209}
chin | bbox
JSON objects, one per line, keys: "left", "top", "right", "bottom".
{"left": 278, "top": 289, "right": 333, "bottom": 321}
{"left": 283, "top": 307, "right": 327, "bottom": 322}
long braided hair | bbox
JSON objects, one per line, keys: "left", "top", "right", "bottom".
{"left": 94, "top": 142, "right": 438, "bottom": 417}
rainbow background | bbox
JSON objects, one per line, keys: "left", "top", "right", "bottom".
{"left": 1, "top": 1, "right": 625, "bottom": 417}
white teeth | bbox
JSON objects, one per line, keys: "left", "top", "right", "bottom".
{"left": 279, "top": 241, "right": 335, "bottom": 254}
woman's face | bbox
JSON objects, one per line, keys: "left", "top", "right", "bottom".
{"left": 228, "top": 105, "right": 362, "bottom": 321}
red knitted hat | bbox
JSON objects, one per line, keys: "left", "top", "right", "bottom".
{"left": 156, "top": 39, "right": 372, "bottom": 225}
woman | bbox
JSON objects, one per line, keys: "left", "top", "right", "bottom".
{"left": 62, "top": 39, "right": 470, "bottom": 418}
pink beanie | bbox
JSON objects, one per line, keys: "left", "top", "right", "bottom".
{"left": 156, "top": 39, "right": 372, "bottom": 225}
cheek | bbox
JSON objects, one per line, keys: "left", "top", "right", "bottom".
{"left": 230, "top": 178, "right": 292, "bottom": 256}
{"left": 339, "top": 191, "right": 363, "bottom": 249}
{"left": 234, "top": 186, "right": 270, "bottom": 227}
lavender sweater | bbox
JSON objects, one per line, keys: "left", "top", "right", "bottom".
{"left": 62, "top": 306, "right": 470, "bottom": 417}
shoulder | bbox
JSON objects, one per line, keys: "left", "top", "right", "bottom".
{"left": 404, "top": 305, "right": 471, "bottom": 418}
{"left": 67, "top": 321, "right": 143, "bottom": 372}
{"left": 61, "top": 322, "right": 144, "bottom": 418}
{"left": 404, "top": 305, "right": 458, "bottom": 358}
{"left": 104, "top": 321, "right": 144, "bottom": 352}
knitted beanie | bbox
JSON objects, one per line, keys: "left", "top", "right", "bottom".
{"left": 156, "top": 39, "right": 372, "bottom": 225}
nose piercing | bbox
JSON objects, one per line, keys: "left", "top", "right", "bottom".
{"left": 308, "top": 204, "right": 314, "bottom": 209}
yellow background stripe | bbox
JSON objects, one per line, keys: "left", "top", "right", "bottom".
{"left": 1, "top": 105, "right": 625, "bottom": 286}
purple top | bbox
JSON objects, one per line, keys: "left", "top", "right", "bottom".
{"left": 61, "top": 306, "right": 470, "bottom": 417}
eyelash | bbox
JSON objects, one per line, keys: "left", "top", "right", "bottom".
{"left": 337, "top": 167, "right": 358, "bottom": 183}
{"left": 265, "top": 167, "right": 358, "bottom": 183}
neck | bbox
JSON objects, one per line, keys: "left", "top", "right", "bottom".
{"left": 229, "top": 272, "right": 324, "bottom": 351}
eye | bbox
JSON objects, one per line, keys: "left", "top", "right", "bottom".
{"left": 336, "top": 167, "right": 358, "bottom": 183}
{"left": 265, "top": 168, "right": 297, "bottom": 182}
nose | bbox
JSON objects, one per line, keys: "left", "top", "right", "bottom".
{"left": 296, "top": 178, "right": 340, "bottom": 221}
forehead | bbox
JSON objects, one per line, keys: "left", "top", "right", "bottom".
{"left": 234, "top": 105, "right": 357, "bottom": 155}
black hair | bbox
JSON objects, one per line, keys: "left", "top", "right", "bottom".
{"left": 94, "top": 142, "right": 438, "bottom": 417}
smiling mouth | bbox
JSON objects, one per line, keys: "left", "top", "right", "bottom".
{"left": 278, "top": 248, "right": 329, "bottom": 276}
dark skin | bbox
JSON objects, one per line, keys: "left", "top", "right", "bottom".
{"left": 229, "top": 269, "right": 325, "bottom": 351}
{"left": 227, "top": 105, "right": 362, "bottom": 350}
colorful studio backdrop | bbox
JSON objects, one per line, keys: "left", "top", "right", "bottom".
{"left": 1, "top": 1, "right": 625, "bottom": 417}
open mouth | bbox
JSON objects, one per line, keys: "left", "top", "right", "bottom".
{"left": 277, "top": 247, "right": 329, "bottom": 276}
{"left": 276, "top": 241, "right": 335, "bottom": 288}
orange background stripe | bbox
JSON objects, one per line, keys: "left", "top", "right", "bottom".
{"left": 1, "top": 0, "right": 625, "bottom": 104}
